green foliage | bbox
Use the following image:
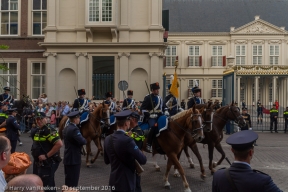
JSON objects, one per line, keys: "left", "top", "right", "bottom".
{"left": 0, "top": 44, "right": 10, "bottom": 70}
{"left": 0, "top": 45, "right": 9, "bottom": 50}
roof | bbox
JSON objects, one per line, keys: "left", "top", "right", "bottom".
{"left": 163, "top": 0, "right": 288, "bottom": 32}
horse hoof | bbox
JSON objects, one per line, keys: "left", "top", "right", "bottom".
{"left": 212, "top": 162, "right": 217, "bottom": 168}
{"left": 164, "top": 185, "right": 171, "bottom": 190}
{"left": 184, "top": 188, "right": 191, "bottom": 192}
{"left": 200, "top": 174, "right": 206, "bottom": 180}
{"left": 86, "top": 164, "right": 92, "bottom": 168}
{"left": 173, "top": 173, "right": 180, "bottom": 178}
{"left": 190, "top": 164, "right": 195, "bottom": 169}
{"left": 155, "top": 167, "right": 161, "bottom": 172}
{"left": 90, "top": 160, "right": 94, "bottom": 164}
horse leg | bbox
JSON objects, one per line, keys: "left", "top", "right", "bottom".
{"left": 213, "top": 143, "right": 226, "bottom": 168}
{"left": 208, "top": 143, "right": 216, "bottom": 174}
{"left": 90, "top": 137, "right": 103, "bottom": 164}
{"left": 184, "top": 145, "right": 195, "bottom": 168}
{"left": 170, "top": 154, "right": 191, "bottom": 192}
{"left": 190, "top": 143, "right": 206, "bottom": 179}
{"left": 153, "top": 154, "right": 161, "bottom": 172}
{"left": 86, "top": 139, "right": 92, "bottom": 167}
{"left": 173, "top": 149, "right": 182, "bottom": 178}
{"left": 163, "top": 157, "right": 173, "bottom": 189}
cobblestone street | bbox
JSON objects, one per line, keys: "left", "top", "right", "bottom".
{"left": 18, "top": 131, "right": 288, "bottom": 192}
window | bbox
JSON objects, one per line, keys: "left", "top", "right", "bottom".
{"left": 188, "top": 79, "right": 199, "bottom": 97}
{"left": 269, "top": 83, "right": 272, "bottom": 102}
{"left": 0, "top": 63, "right": 17, "bottom": 97}
{"left": 188, "top": 46, "right": 200, "bottom": 66}
{"left": 253, "top": 45, "right": 262, "bottom": 65}
{"left": 164, "top": 46, "right": 177, "bottom": 67}
{"left": 31, "top": 63, "right": 46, "bottom": 99}
{"left": 270, "top": 45, "right": 279, "bottom": 65}
{"left": 0, "top": 0, "right": 18, "bottom": 35}
{"left": 212, "top": 46, "right": 222, "bottom": 66}
{"left": 211, "top": 80, "right": 222, "bottom": 97}
{"left": 32, "top": 0, "right": 47, "bottom": 35}
{"left": 89, "top": 0, "right": 112, "bottom": 22}
{"left": 236, "top": 45, "right": 245, "bottom": 65}
{"left": 240, "top": 83, "right": 245, "bottom": 101}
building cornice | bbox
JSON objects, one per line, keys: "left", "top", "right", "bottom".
{"left": 0, "top": 50, "right": 45, "bottom": 53}
{"left": 223, "top": 65, "right": 288, "bottom": 76}
{"left": 168, "top": 32, "right": 230, "bottom": 36}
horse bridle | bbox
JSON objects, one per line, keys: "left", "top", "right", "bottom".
{"left": 201, "top": 108, "right": 213, "bottom": 131}
{"left": 213, "top": 106, "right": 243, "bottom": 125}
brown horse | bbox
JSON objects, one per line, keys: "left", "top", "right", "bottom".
{"left": 148, "top": 106, "right": 204, "bottom": 191}
{"left": 59, "top": 102, "right": 110, "bottom": 167}
{"left": 181, "top": 101, "right": 246, "bottom": 175}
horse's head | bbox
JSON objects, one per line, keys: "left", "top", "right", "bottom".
{"left": 187, "top": 105, "right": 204, "bottom": 142}
{"left": 213, "top": 100, "right": 221, "bottom": 110}
{"left": 226, "top": 101, "right": 246, "bottom": 127}
{"left": 100, "top": 101, "right": 110, "bottom": 125}
{"left": 199, "top": 102, "right": 214, "bottom": 132}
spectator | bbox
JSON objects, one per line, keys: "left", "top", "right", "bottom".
{"left": 257, "top": 104, "right": 263, "bottom": 124}
{"left": 0, "top": 136, "right": 11, "bottom": 191}
{"left": 50, "top": 110, "right": 56, "bottom": 129}
{"left": 241, "top": 108, "right": 251, "bottom": 131}
{"left": 40, "top": 93, "right": 48, "bottom": 104}
{"left": 270, "top": 104, "right": 278, "bottom": 133}
{"left": 62, "top": 102, "right": 70, "bottom": 116}
{"left": 241, "top": 100, "right": 246, "bottom": 110}
{"left": 5, "top": 174, "right": 43, "bottom": 192}
{"left": 275, "top": 100, "right": 279, "bottom": 110}
{"left": 37, "top": 104, "right": 44, "bottom": 113}
{"left": 56, "top": 102, "right": 63, "bottom": 127}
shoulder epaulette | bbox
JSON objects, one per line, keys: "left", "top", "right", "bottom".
{"left": 253, "top": 169, "right": 269, "bottom": 176}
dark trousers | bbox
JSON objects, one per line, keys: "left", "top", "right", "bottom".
{"left": 285, "top": 120, "right": 288, "bottom": 133}
{"left": 135, "top": 174, "right": 142, "bottom": 192}
{"left": 147, "top": 118, "right": 158, "bottom": 145}
{"left": 10, "top": 140, "right": 17, "bottom": 153}
{"left": 37, "top": 161, "right": 59, "bottom": 192}
{"left": 270, "top": 118, "right": 278, "bottom": 132}
{"left": 226, "top": 121, "right": 231, "bottom": 134}
{"left": 64, "top": 164, "right": 81, "bottom": 187}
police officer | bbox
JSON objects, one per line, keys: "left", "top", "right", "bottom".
{"left": 270, "top": 104, "right": 278, "bottom": 133}
{"left": 163, "top": 84, "right": 178, "bottom": 116}
{"left": 140, "top": 82, "right": 164, "bottom": 152}
{"left": 127, "top": 112, "right": 145, "bottom": 192}
{"left": 31, "top": 112, "right": 63, "bottom": 192}
{"left": 257, "top": 103, "right": 263, "bottom": 124}
{"left": 187, "top": 86, "right": 204, "bottom": 109}
{"left": 63, "top": 111, "right": 87, "bottom": 188}
{"left": 241, "top": 108, "right": 251, "bottom": 131}
{"left": 122, "top": 90, "right": 136, "bottom": 111}
{"left": 0, "top": 103, "right": 8, "bottom": 136}
{"left": 212, "top": 130, "right": 282, "bottom": 192}
{"left": 0, "top": 87, "right": 14, "bottom": 107}
{"left": 283, "top": 107, "right": 288, "bottom": 133}
{"left": 5, "top": 108, "right": 20, "bottom": 153}
{"left": 73, "top": 89, "right": 89, "bottom": 126}
{"left": 105, "top": 92, "right": 116, "bottom": 115}
{"left": 104, "top": 110, "right": 147, "bottom": 192}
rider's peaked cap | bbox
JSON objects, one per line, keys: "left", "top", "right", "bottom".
{"left": 114, "top": 110, "right": 132, "bottom": 120}
{"left": 150, "top": 82, "right": 160, "bottom": 90}
{"left": 78, "top": 89, "right": 86, "bottom": 96}
{"left": 226, "top": 130, "right": 258, "bottom": 151}
{"left": 130, "top": 112, "right": 140, "bottom": 120}
{"left": 67, "top": 111, "right": 80, "bottom": 118}
{"left": 105, "top": 92, "right": 113, "bottom": 98}
{"left": 34, "top": 112, "right": 46, "bottom": 119}
{"left": 3, "top": 87, "right": 10, "bottom": 91}
{"left": 127, "top": 90, "right": 133, "bottom": 96}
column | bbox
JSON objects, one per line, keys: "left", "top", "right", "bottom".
{"left": 43, "top": 52, "right": 57, "bottom": 102}
{"left": 119, "top": 0, "right": 129, "bottom": 42}
{"left": 237, "top": 76, "right": 241, "bottom": 105}
{"left": 247, "top": 40, "right": 252, "bottom": 64}
{"left": 254, "top": 76, "right": 259, "bottom": 103}
{"left": 118, "top": 53, "right": 130, "bottom": 100}
{"left": 285, "top": 78, "right": 288, "bottom": 108}
{"left": 46, "top": 0, "right": 57, "bottom": 42}
{"left": 272, "top": 76, "right": 278, "bottom": 103}
{"left": 75, "top": 53, "right": 88, "bottom": 90}
{"left": 264, "top": 40, "right": 269, "bottom": 65}
{"left": 149, "top": 52, "right": 162, "bottom": 83}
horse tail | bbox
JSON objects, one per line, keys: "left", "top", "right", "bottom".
{"left": 58, "top": 116, "right": 68, "bottom": 140}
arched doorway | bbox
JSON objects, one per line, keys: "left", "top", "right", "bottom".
{"left": 130, "top": 68, "right": 148, "bottom": 101}
{"left": 58, "top": 68, "right": 76, "bottom": 102}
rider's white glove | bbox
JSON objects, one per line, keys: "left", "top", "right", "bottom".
{"left": 164, "top": 111, "right": 170, "bottom": 116}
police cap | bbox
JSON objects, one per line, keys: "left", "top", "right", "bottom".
{"left": 114, "top": 110, "right": 132, "bottom": 120}
{"left": 7, "top": 108, "right": 17, "bottom": 113}
{"left": 130, "top": 112, "right": 140, "bottom": 121}
{"left": 226, "top": 130, "right": 258, "bottom": 151}
{"left": 67, "top": 111, "right": 80, "bottom": 119}
{"left": 34, "top": 112, "right": 46, "bottom": 119}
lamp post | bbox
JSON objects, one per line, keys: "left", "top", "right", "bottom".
{"left": 163, "top": 72, "right": 166, "bottom": 98}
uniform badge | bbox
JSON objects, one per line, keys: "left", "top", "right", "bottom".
{"left": 134, "top": 146, "right": 138, "bottom": 150}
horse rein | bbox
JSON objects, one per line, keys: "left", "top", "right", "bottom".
{"left": 213, "top": 106, "right": 242, "bottom": 125}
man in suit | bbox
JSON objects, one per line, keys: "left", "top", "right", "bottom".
{"left": 5, "top": 108, "right": 20, "bottom": 153}
{"left": 212, "top": 130, "right": 282, "bottom": 192}
{"left": 63, "top": 111, "right": 86, "bottom": 187}
{"left": 104, "top": 110, "right": 147, "bottom": 192}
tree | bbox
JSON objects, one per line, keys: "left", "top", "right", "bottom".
{"left": 0, "top": 44, "right": 9, "bottom": 70}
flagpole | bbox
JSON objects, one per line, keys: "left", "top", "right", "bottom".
{"left": 174, "top": 60, "right": 179, "bottom": 111}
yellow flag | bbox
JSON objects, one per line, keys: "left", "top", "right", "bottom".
{"left": 170, "top": 71, "right": 179, "bottom": 98}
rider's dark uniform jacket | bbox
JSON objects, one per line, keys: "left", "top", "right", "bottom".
{"left": 31, "top": 124, "right": 60, "bottom": 161}
{"left": 73, "top": 98, "right": 89, "bottom": 112}
{"left": 140, "top": 93, "right": 163, "bottom": 116}
{"left": 0, "top": 93, "right": 14, "bottom": 105}
{"left": 270, "top": 108, "right": 278, "bottom": 119}
{"left": 122, "top": 98, "right": 135, "bottom": 110}
{"left": 163, "top": 94, "right": 178, "bottom": 116}
{"left": 187, "top": 96, "right": 204, "bottom": 109}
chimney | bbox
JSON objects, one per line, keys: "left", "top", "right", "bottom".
{"left": 280, "top": 26, "right": 285, "bottom": 30}
{"left": 230, "top": 27, "right": 235, "bottom": 32}
{"left": 255, "top": 15, "right": 260, "bottom": 20}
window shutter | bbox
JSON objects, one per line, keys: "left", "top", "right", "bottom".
{"left": 163, "top": 57, "right": 166, "bottom": 67}
{"left": 211, "top": 56, "right": 213, "bottom": 67}
{"left": 188, "top": 56, "right": 190, "bottom": 66}
{"left": 223, "top": 56, "right": 226, "bottom": 66}
{"left": 199, "top": 56, "right": 202, "bottom": 66}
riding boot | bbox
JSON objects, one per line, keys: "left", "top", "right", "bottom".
{"left": 257, "top": 119, "right": 259, "bottom": 124}
{"left": 146, "top": 127, "right": 155, "bottom": 153}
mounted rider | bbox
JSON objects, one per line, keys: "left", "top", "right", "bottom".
{"left": 187, "top": 83, "right": 204, "bottom": 109}
{"left": 0, "top": 87, "right": 14, "bottom": 108}
{"left": 140, "top": 82, "right": 164, "bottom": 152}
{"left": 73, "top": 89, "right": 89, "bottom": 126}
{"left": 104, "top": 92, "right": 116, "bottom": 115}
{"left": 122, "top": 90, "right": 136, "bottom": 111}
{"left": 163, "top": 83, "right": 183, "bottom": 116}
